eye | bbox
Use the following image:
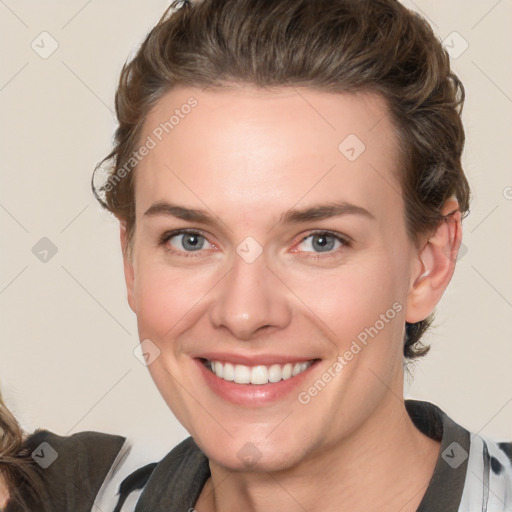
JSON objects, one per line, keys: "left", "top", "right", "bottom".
{"left": 159, "top": 229, "right": 214, "bottom": 255}
{"left": 294, "top": 231, "right": 349, "bottom": 256}
{"left": 158, "top": 228, "right": 350, "bottom": 259}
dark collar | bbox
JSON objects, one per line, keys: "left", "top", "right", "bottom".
{"left": 407, "top": 399, "right": 470, "bottom": 511}
{"left": 134, "top": 400, "right": 470, "bottom": 511}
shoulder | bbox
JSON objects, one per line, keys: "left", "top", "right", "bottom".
{"left": 460, "top": 433, "right": 512, "bottom": 511}
{"left": 405, "top": 399, "right": 512, "bottom": 511}
{"left": 26, "top": 428, "right": 127, "bottom": 469}
{"left": 110, "top": 436, "right": 210, "bottom": 512}
{"left": 8, "top": 429, "right": 128, "bottom": 512}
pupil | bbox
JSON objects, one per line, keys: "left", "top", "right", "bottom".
{"left": 313, "top": 234, "right": 334, "bottom": 252}
{"left": 183, "top": 234, "right": 202, "bottom": 251}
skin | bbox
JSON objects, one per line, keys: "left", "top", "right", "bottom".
{"left": 121, "top": 85, "right": 462, "bottom": 512}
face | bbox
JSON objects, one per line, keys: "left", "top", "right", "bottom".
{"left": 122, "top": 85, "right": 427, "bottom": 471}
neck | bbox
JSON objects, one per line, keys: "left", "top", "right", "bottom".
{"left": 197, "top": 393, "right": 440, "bottom": 512}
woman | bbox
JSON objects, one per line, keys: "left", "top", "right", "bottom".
{"left": 0, "top": 388, "right": 49, "bottom": 511}
{"left": 0, "top": 389, "right": 128, "bottom": 511}
{"left": 3, "top": 0, "right": 511, "bottom": 510}
{"left": 89, "top": 0, "right": 512, "bottom": 510}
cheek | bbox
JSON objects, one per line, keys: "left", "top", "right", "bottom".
{"left": 133, "top": 261, "right": 213, "bottom": 340}
{"left": 131, "top": 260, "right": 212, "bottom": 429}
{"left": 284, "top": 254, "right": 407, "bottom": 345}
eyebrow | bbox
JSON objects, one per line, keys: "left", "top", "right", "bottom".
{"left": 143, "top": 200, "right": 374, "bottom": 226}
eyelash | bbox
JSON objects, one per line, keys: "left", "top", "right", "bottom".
{"left": 158, "top": 229, "right": 213, "bottom": 258}
{"left": 158, "top": 228, "right": 351, "bottom": 259}
{"left": 294, "top": 230, "right": 351, "bottom": 259}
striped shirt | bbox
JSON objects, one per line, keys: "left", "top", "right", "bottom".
{"left": 7, "top": 400, "right": 511, "bottom": 511}
{"left": 104, "top": 400, "right": 512, "bottom": 512}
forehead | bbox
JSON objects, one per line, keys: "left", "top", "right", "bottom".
{"left": 135, "top": 85, "right": 403, "bottom": 226}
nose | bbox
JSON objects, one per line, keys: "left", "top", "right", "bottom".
{"left": 209, "top": 251, "right": 292, "bottom": 341}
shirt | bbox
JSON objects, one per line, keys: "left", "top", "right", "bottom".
{"left": 4, "top": 429, "right": 127, "bottom": 512}
{"left": 110, "top": 400, "right": 512, "bottom": 512}
{"left": 6, "top": 400, "right": 512, "bottom": 511}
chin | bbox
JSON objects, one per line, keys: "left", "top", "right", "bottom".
{"left": 197, "top": 433, "right": 310, "bottom": 473}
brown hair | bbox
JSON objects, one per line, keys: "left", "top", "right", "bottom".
{"left": 0, "top": 390, "right": 51, "bottom": 511}
{"left": 92, "top": 0, "right": 470, "bottom": 359}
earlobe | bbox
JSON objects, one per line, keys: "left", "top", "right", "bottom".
{"left": 406, "top": 198, "right": 462, "bottom": 323}
{"left": 120, "top": 223, "right": 136, "bottom": 313}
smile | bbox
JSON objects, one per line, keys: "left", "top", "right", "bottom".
{"left": 203, "top": 359, "right": 314, "bottom": 385}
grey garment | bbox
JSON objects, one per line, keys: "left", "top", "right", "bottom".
{"left": 133, "top": 436, "right": 210, "bottom": 512}
{"left": 5, "top": 429, "right": 126, "bottom": 512}
{"left": 7, "top": 400, "right": 510, "bottom": 511}
{"left": 132, "top": 399, "right": 504, "bottom": 511}
{"left": 407, "top": 400, "right": 470, "bottom": 511}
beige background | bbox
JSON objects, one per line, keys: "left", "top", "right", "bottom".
{"left": 1, "top": 0, "right": 511, "bottom": 462}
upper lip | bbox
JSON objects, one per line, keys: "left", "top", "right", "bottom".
{"left": 194, "top": 352, "right": 319, "bottom": 366}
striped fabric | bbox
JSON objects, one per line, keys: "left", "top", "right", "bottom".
{"left": 106, "top": 400, "right": 512, "bottom": 512}
{"left": 459, "top": 434, "right": 512, "bottom": 511}
{"left": 9, "top": 401, "right": 509, "bottom": 510}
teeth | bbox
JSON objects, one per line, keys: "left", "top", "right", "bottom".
{"left": 251, "top": 365, "right": 268, "bottom": 385}
{"left": 234, "top": 364, "right": 251, "bottom": 384}
{"left": 223, "top": 362, "right": 234, "bottom": 381}
{"left": 268, "top": 364, "right": 282, "bottom": 383}
{"left": 292, "top": 362, "right": 309, "bottom": 376}
{"left": 282, "top": 363, "right": 293, "bottom": 380}
{"left": 206, "top": 360, "right": 312, "bottom": 385}
{"left": 213, "top": 361, "right": 223, "bottom": 379}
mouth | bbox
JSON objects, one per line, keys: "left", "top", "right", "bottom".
{"left": 201, "top": 358, "right": 316, "bottom": 385}
{"left": 193, "top": 353, "right": 321, "bottom": 406}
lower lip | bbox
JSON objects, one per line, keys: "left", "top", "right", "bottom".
{"left": 195, "top": 359, "right": 319, "bottom": 406}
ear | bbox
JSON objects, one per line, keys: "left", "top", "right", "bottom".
{"left": 406, "top": 198, "right": 462, "bottom": 323}
{"left": 120, "top": 222, "right": 136, "bottom": 313}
